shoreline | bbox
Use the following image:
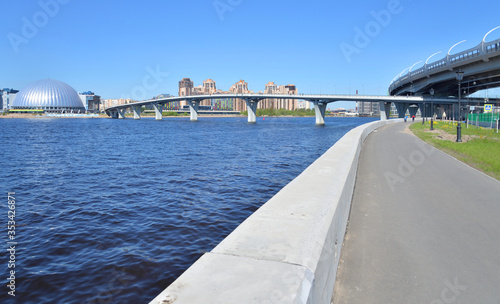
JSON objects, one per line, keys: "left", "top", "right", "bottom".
{"left": 1, "top": 113, "right": 378, "bottom": 119}
{"left": 0, "top": 114, "right": 106, "bottom": 119}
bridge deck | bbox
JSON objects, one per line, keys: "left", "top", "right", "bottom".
{"left": 332, "top": 121, "right": 500, "bottom": 303}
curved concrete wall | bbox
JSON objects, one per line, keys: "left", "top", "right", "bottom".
{"left": 150, "top": 119, "right": 400, "bottom": 304}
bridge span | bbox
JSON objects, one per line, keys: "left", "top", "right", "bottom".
{"left": 104, "top": 93, "right": 488, "bottom": 125}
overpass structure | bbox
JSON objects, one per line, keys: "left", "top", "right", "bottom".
{"left": 104, "top": 93, "right": 478, "bottom": 125}
{"left": 390, "top": 27, "right": 500, "bottom": 98}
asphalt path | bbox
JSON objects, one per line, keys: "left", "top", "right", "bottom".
{"left": 332, "top": 121, "right": 500, "bottom": 304}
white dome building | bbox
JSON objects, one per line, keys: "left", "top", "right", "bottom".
{"left": 12, "top": 79, "right": 85, "bottom": 113}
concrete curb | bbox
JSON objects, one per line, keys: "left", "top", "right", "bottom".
{"left": 150, "top": 119, "right": 401, "bottom": 304}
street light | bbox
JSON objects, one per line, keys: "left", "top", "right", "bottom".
{"left": 422, "top": 100, "right": 426, "bottom": 124}
{"left": 430, "top": 88, "right": 434, "bottom": 130}
{"left": 456, "top": 69, "right": 464, "bottom": 142}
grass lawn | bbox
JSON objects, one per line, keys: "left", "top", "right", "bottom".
{"left": 410, "top": 120, "right": 500, "bottom": 181}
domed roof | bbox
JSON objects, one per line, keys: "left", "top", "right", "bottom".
{"left": 12, "top": 79, "right": 85, "bottom": 111}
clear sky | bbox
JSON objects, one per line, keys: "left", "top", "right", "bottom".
{"left": 2, "top": 0, "right": 500, "bottom": 109}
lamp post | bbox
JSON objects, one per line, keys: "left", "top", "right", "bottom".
{"left": 430, "top": 88, "right": 434, "bottom": 130}
{"left": 456, "top": 69, "right": 464, "bottom": 142}
{"left": 422, "top": 97, "right": 426, "bottom": 125}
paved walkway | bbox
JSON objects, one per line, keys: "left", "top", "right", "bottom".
{"left": 332, "top": 121, "right": 500, "bottom": 304}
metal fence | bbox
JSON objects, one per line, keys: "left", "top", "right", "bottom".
{"left": 468, "top": 112, "right": 500, "bottom": 128}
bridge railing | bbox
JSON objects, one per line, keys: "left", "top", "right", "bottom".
{"left": 390, "top": 37, "right": 500, "bottom": 93}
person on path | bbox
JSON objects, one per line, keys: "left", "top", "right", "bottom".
{"left": 404, "top": 115, "right": 407, "bottom": 123}
{"left": 412, "top": 115, "right": 415, "bottom": 122}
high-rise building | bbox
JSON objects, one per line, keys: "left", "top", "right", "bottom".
{"left": 79, "top": 91, "right": 101, "bottom": 113}
{"left": 229, "top": 80, "right": 251, "bottom": 112}
{"left": 203, "top": 79, "right": 216, "bottom": 94}
{"left": 260, "top": 82, "right": 308, "bottom": 110}
{"left": 179, "top": 78, "right": 194, "bottom": 108}
{"left": 102, "top": 98, "right": 134, "bottom": 111}
{"left": 357, "top": 101, "right": 380, "bottom": 116}
{"left": 177, "top": 78, "right": 304, "bottom": 112}
{"left": 179, "top": 78, "right": 193, "bottom": 96}
{"left": 285, "top": 84, "right": 298, "bottom": 110}
{"left": 1, "top": 88, "right": 19, "bottom": 112}
{"left": 274, "top": 84, "right": 298, "bottom": 110}
{"left": 259, "top": 82, "right": 277, "bottom": 109}
{"left": 200, "top": 79, "right": 217, "bottom": 106}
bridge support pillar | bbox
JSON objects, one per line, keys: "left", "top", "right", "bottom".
{"left": 133, "top": 106, "right": 141, "bottom": 120}
{"left": 109, "top": 110, "right": 118, "bottom": 119}
{"left": 153, "top": 104, "right": 163, "bottom": 120}
{"left": 245, "top": 100, "right": 258, "bottom": 123}
{"left": 394, "top": 102, "right": 409, "bottom": 118}
{"left": 117, "top": 108, "right": 126, "bottom": 119}
{"left": 436, "top": 105, "right": 444, "bottom": 120}
{"left": 188, "top": 100, "right": 200, "bottom": 121}
{"left": 417, "top": 103, "right": 426, "bottom": 119}
{"left": 434, "top": 104, "right": 442, "bottom": 120}
{"left": 408, "top": 104, "right": 419, "bottom": 119}
{"left": 313, "top": 102, "right": 327, "bottom": 125}
{"left": 379, "top": 101, "right": 391, "bottom": 121}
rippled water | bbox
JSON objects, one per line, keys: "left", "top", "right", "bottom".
{"left": 0, "top": 116, "right": 376, "bottom": 303}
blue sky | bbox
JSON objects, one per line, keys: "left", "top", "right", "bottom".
{"left": 2, "top": 0, "right": 500, "bottom": 109}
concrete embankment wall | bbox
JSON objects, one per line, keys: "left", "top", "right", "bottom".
{"left": 150, "top": 119, "right": 400, "bottom": 304}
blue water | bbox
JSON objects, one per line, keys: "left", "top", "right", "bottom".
{"left": 0, "top": 116, "right": 377, "bottom": 303}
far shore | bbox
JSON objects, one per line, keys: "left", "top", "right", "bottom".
{"left": 0, "top": 114, "right": 106, "bottom": 119}
{"left": 1, "top": 113, "right": 376, "bottom": 119}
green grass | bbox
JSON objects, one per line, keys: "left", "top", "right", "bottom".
{"left": 410, "top": 121, "right": 500, "bottom": 180}
{"left": 161, "top": 111, "right": 189, "bottom": 116}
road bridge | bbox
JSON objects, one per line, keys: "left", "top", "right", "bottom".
{"left": 105, "top": 93, "right": 490, "bottom": 125}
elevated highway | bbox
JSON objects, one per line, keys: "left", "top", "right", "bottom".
{"left": 390, "top": 27, "right": 500, "bottom": 98}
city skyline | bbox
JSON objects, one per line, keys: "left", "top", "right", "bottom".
{"left": 2, "top": 0, "right": 500, "bottom": 110}
{"left": 100, "top": 77, "right": 309, "bottom": 112}
{"left": 178, "top": 77, "right": 307, "bottom": 111}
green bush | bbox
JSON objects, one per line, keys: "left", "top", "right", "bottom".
{"left": 162, "top": 111, "right": 179, "bottom": 116}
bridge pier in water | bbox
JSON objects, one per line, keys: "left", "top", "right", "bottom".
{"left": 153, "top": 104, "right": 163, "bottom": 120}
{"left": 188, "top": 100, "right": 200, "bottom": 121}
{"left": 245, "top": 100, "right": 258, "bottom": 123}
{"left": 133, "top": 106, "right": 141, "bottom": 120}
{"left": 379, "top": 101, "right": 391, "bottom": 121}
{"left": 117, "top": 108, "right": 126, "bottom": 119}
{"left": 313, "top": 102, "right": 327, "bottom": 125}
